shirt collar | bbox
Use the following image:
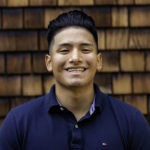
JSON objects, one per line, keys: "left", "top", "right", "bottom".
{"left": 44, "top": 85, "right": 60, "bottom": 112}
{"left": 94, "top": 84, "right": 103, "bottom": 111}
{"left": 45, "top": 84, "right": 103, "bottom": 113}
{"left": 89, "top": 97, "right": 95, "bottom": 115}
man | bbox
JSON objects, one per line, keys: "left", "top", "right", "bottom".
{"left": 0, "top": 10, "right": 150, "bottom": 150}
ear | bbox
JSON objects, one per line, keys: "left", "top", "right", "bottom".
{"left": 96, "top": 52, "right": 102, "bottom": 72}
{"left": 45, "top": 54, "right": 53, "bottom": 72}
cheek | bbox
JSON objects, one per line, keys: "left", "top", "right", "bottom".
{"left": 51, "top": 56, "right": 66, "bottom": 70}
{"left": 86, "top": 55, "right": 97, "bottom": 66}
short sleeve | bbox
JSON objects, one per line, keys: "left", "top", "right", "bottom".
{"left": 130, "top": 110, "right": 150, "bottom": 150}
{"left": 0, "top": 110, "right": 21, "bottom": 150}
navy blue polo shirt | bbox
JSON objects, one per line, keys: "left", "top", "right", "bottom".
{"left": 0, "top": 84, "right": 150, "bottom": 150}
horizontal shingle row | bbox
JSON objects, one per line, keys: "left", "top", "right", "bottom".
{"left": 0, "top": 29, "right": 150, "bottom": 52}
{"left": 0, "top": 7, "right": 150, "bottom": 29}
{"left": 1, "top": 51, "right": 150, "bottom": 74}
{"left": 0, "top": 0, "right": 150, "bottom": 7}
{"left": 0, "top": 73, "right": 150, "bottom": 96}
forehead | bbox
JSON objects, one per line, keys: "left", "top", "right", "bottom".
{"left": 52, "top": 26, "right": 96, "bottom": 46}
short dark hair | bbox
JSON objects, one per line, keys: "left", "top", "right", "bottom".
{"left": 47, "top": 10, "right": 98, "bottom": 50}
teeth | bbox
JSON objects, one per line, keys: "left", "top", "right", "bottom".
{"left": 67, "top": 68, "right": 85, "bottom": 72}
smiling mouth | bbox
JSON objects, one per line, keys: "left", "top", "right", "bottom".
{"left": 66, "top": 68, "right": 86, "bottom": 72}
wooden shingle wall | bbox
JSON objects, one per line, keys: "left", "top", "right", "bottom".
{"left": 0, "top": 0, "right": 150, "bottom": 125}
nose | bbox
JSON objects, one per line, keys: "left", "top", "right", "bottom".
{"left": 69, "top": 49, "right": 82, "bottom": 64}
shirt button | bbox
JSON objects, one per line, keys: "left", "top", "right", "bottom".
{"left": 60, "top": 107, "right": 64, "bottom": 111}
{"left": 102, "top": 142, "right": 107, "bottom": 147}
{"left": 75, "top": 124, "right": 78, "bottom": 128}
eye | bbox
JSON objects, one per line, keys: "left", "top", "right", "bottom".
{"left": 59, "top": 49, "right": 70, "bottom": 54}
{"left": 81, "top": 48, "right": 91, "bottom": 53}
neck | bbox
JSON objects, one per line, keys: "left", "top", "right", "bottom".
{"left": 55, "top": 84, "right": 95, "bottom": 121}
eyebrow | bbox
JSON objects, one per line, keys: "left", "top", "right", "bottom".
{"left": 80, "top": 43, "right": 95, "bottom": 47}
{"left": 58, "top": 42, "right": 95, "bottom": 47}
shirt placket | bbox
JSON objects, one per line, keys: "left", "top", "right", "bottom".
{"left": 71, "top": 123, "right": 82, "bottom": 150}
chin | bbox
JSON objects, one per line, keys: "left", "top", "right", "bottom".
{"left": 66, "top": 80, "right": 91, "bottom": 88}
{"left": 57, "top": 78, "right": 93, "bottom": 88}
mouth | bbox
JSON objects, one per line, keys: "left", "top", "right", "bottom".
{"left": 65, "top": 67, "right": 86, "bottom": 72}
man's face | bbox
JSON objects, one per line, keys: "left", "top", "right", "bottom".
{"left": 45, "top": 27, "right": 102, "bottom": 89}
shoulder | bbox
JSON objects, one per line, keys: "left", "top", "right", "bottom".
{"left": 11, "top": 85, "right": 57, "bottom": 116}
{"left": 107, "top": 95, "right": 139, "bottom": 114}
{"left": 99, "top": 92, "right": 149, "bottom": 130}
{"left": 94, "top": 84, "right": 140, "bottom": 115}
{"left": 99, "top": 91, "right": 140, "bottom": 116}
{"left": 10, "top": 94, "right": 49, "bottom": 120}
{"left": 96, "top": 89, "right": 147, "bottom": 126}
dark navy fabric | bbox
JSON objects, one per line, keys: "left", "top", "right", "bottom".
{"left": 0, "top": 85, "right": 150, "bottom": 150}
